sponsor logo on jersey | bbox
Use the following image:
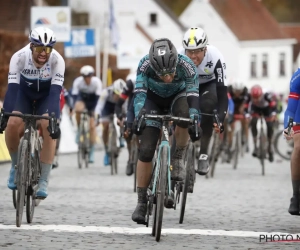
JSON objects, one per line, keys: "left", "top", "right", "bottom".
{"left": 22, "top": 69, "right": 39, "bottom": 75}
{"left": 180, "top": 59, "right": 195, "bottom": 76}
{"left": 222, "top": 63, "right": 226, "bottom": 69}
{"left": 139, "top": 59, "right": 150, "bottom": 73}
{"left": 217, "top": 68, "right": 223, "bottom": 82}
{"left": 205, "top": 61, "right": 213, "bottom": 68}
{"left": 199, "top": 74, "right": 213, "bottom": 79}
{"left": 55, "top": 73, "right": 64, "bottom": 78}
{"left": 204, "top": 68, "right": 210, "bottom": 74}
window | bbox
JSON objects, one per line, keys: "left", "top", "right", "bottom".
{"left": 250, "top": 54, "right": 257, "bottom": 78}
{"left": 279, "top": 53, "right": 286, "bottom": 76}
{"left": 262, "top": 54, "right": 268, "bottom": 77}
{"left": 150, "top": 13, "right": 157, "bottom": 25}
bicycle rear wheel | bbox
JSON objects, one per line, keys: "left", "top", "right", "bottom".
{"left": 179, "top": 142, "right": 194, "bottom": 224}
{"left": 274, "top": 130, "right": 293, "bottom": 161}
{"left": 209, "top": 133, "right": 219, "bottom": 178}
{"left": 131, "top": 137, "right": 138, "bottom": 192}
{"left": 155, "top": 146, "right": 168, "bottom": 242}
{"left": 12, "top": 190, "right": 17, "bottom": 209}
{"left": 110, "top": 124, "right": 118, "bottom": 175}
{"left": 16, "top": 140, "right": 29, "bottom": 227}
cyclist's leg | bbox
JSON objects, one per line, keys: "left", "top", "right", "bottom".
{"left": 171, "top": 92, "right": 190, "bottom": 181}
{"left": 36, "top": 96, "right": 57, "bottom": 198}
{"left": 74, "top": 100, "right": 85, "bottom": 143}
{"left": 88, "top": 113, "right": 96, "bottom": 163}
{"left": 263, "top": 107, "right": 275, "bottom": 162}
{"left": 5, "top": 90, "right": 29, "bottom": 189}
{"left": 198, "top": 82, "right": 217, "bottom": 175}
{"left": 289, "top": 125, "right": 300, "bottom": 215}
{"left": 132, "top": 97, "right": 161, "bottom": 223}
{"left": 250, "top": 106, "right": 259, "bottom": 157}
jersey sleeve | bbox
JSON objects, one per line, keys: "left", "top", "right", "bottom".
{"left": 133, "top": 56, "right": 150, "bottom": 117}
{"left": 51, "top": 52, "right": 65, "bottom": 86}
{"left": 179, "top": 55, "right": 200, "bottom": 119}
{"left": 212, "top": 48, "right": 227, "bottom": 86}
{"left": 96, "top": 89, "right": 109, "bottom": 115}
{"left": 72, "top": 77, "right": 81, "bottom": 96}
{"left": 94, "top": 77, "right": 103, "bottom": 96}
{"left": 284, "top": 68, "right": 300, "bottom": 127}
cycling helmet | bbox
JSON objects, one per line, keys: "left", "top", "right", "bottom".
{"left": 29, "top": 27, "right": 56, "bottom": 47}
{"left": 250, "top": 85, "right": 263, "bottom": 98}
{"left": 182, "top": 27, "right": 208, "bottom": 50}
{"left": 113, "top": 79, "right": 126, "bottom": 95}
{"left": 230, "top": 79, "right": 244, "bottom": 91}
{"left": 80, "top": 65, "right": 95, "bottom": 76}
{"left": 149, "top": 38, "right": 178, "bottom": 75}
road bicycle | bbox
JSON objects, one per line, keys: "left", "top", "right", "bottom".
{"left": 136, "top": 111, "right": 198, "bottom": 242}
{"left": 0, "top": 108, "right": 57, "bottom": 227}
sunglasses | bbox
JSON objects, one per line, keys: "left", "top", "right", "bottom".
{"left": 156, "top": 68, "right": 176, "bottom": 77}
{"left": 33, "top": 46, "right": 53, "bottom": 54}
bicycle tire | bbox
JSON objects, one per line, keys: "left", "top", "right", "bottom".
{"left": 155, "top": 146, "right": 168, "bottom": 242}
{"left": 131, "top": 138, "right": 138, "bottom": 192}
{"left": 26, "top": 144, "right": 41, "bottom": 223}
{"left": 179, "top": 142, "right": 193, "bottom": 224}
{"left": 110, "top": 124, "right": 118, "bottom": 175}
{"left": 151, "top": 203, "right": 157, "bottom": 237}
{"left": 77, "top": 129, "right": 83, "bottom": 169}
{"left": 232, "top": 132, "right": 239, "bottom": 170}
{"left": 84, "top": 120, "right": 90, "bottom": 168}
{"left": 210, "top": 133, "right": 219, "bottom": 178}
{"left": 274, "top": 130, "right": 293, "bottom": 161}
{"left": 12, "top": 190, "right": 16, "bottom": 209}
{"left": 16, "top": 140, "right": 29, "bottom": 227}
{"left": 259, "top": 132, "right": 265, "bottom": 176}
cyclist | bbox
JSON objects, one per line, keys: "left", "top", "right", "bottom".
{"left": 72, "top": 65, "right": 102, "bottom": 163}
{"left": 115, "top": 71, "right": 136, "bottom": 175}
{"left": 0, "top": 27, "right": 63, "bottom": 199}
{"left": 228, "top": 80, "right": 250, "bottom": 152}
{"left": 178, "top": 27, "right": 228, "bottom": 175}
{"left": 283, "top": 67, "right": 300, "bottom": 215}
{"left": 131, "top": 38, "right": 201, "bottom": 224}
{"left": 96, "top": 79, "right": 126, "bottom": 166}
{"left": 246, "top": 85, "right": 277, "bottom": 162}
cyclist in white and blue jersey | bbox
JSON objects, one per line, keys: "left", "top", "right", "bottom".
{"left": 0, "top": 27, "right": 64, "bottom": 199}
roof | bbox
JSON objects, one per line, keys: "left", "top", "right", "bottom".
{"left": 281, "top": 23, "right": 300, "bottom": 61}
{"left": 210, "top": 0, "right": 289, "bottom": 41}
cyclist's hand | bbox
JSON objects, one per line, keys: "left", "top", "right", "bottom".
{"left": 188, "top": 115, "right": 201, "bottom": 142}
{"left": 117, "top": 118, "right": 123, "bottom": 127}
{"left": 283, "top": 128, "right": 294, "bottom": 141}
{"left": 244, "top": 113, "right": 251, "bottom": 121}
{"left": 213, "top": 123, "right": 224, "bottom": 133}
{"left": 0, "top": 116, "right": 8, "bottom": 134}
{"left": 96, "top": 114, "right": 101, "bottom": 126}
{"left": 133, "top": 118, "right": 146, "bottom": 135}
{"left": 47, "top": 123, "right": 61, "bottom": 139}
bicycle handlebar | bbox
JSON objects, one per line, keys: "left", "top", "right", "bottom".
{"left": 0, "top": 108, "right": 58, "bottom": 134}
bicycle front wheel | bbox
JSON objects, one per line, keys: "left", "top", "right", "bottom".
{"left": 232, "top": 132, "right": 239, "bottom": 170}
{"left": 179, "top": 142, "right": 194, "bottom": 224}
{"left": 155, "top": 146, "right": 168, "bottom": 242}
{"left": 110, "top": 125, "right": 118, "bottom": 175}
{"left": 259, "top": 133, "right": 266, "bottom": 176}
{"left": 16, "top": 140, "right": 29, "bottom": 227}
{"left": 209, "top": 133, "right": 219, "bottom": 178}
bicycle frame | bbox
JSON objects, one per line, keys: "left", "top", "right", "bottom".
{"left": 151, "top": 121, "right": 172, "bottom": 196}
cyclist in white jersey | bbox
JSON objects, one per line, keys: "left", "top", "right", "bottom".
{"left": 96, "top": 79, "right": 126, "bottom": 166}
{"left": 178, "top": 27, "right": 228, "bottom": 175}
{"left": 72, "top": 65, "right": 102, "bottom": 163}
{"left": 0, "top": 27, "right": 64, "bottom": 199}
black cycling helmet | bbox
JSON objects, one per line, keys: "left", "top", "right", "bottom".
{"left": 149, "top": 38, "right": 178, "bottom": 76}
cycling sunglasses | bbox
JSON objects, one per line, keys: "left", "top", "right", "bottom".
{"left": 156, "top": 68, "right": 176, "bottom": 77}
{"left": 33, "top": 46, "right": 53, "bottom": 54}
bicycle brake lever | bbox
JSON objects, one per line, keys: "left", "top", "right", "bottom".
{"left": 287, "top": 117, "right": 294, "bottom": 135}
{"left": 213, "top": 109, "right": 221, "bottom": 128}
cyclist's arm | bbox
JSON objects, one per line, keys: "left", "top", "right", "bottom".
{"left": 265, "top": 92, "right": 277, "bottom": 114}
{"left": 48, "top": 53, "right": 65, "bottom": 119}
{"left": 133, "top": 56, "right": 149, "bottom": 117}
{"left": 3, "top": 49, "right": 25, "bottom": 112}
{"left": 71, "top": 77, "right": 81, "bottom": 105}
{"left": 180, "top": 55, "right": 199, "bottom": 119}
{"left": 115, "top": 79, "right": 134, "bottom": 118}
{"left": 228, "top": 93, "right": 234, "bottom": 115}
{"left": 213, "top": 50, "right": 228, "bottom": 123}
{"left": 284, "top": 69, "right": 300, "bottom": 127}
{"left": 95, "top": 89, "right": 108, "bottom": 115}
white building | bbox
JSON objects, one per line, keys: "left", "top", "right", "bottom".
{"left": 180, "top": 0, "right": 297, "bottom": 93}
{"left": 69, "top": 0, "right": 186, "bottom": 70}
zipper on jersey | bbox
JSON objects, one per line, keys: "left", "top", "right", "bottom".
{"left": 38, "top": 69, "right": 40, "bottom": 92}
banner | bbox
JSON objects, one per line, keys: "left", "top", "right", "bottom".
{"left": 31, "top": 7, "right": 71, "bottom": 42}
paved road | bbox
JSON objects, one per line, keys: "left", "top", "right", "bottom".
{"left": 0, "top": 138, "right": 298, "bottom": 249}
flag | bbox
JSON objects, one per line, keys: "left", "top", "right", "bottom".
{"left": 109, "top": 0, "right": 119, "bottom": 49}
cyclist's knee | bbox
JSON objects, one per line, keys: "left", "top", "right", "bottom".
{"left": 7, "top": 116, "right": 22, "bottom": 130}
{"left": 266, "top": 122, "right": 274, "bottom": 138}
{"left": 200, "top": 94, "right": 217, "bottom": 114}
{"left": 139, "top": 145, "right": 156, "bottom": 162}
{"left": 74, "top": 101, "right": 85, "bottom": 112}
{"left": 139, "top": 127, "right": 160, "bottom": 162}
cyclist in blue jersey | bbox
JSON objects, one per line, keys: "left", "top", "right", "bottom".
{"left": 131, "top": 38, "right": 201, "bottom": 224}
{"left": 0, "top": 27, "right": 64, "bottom": 199}
{"left": 283, "top": 68, "right": 300, "bottom": 215}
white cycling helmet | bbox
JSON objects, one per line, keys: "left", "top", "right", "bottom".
{"left": 182, "top": 27, "right": 208, "bottom": 50}
{"left": 113, "top": 79, "right": 126, "bottom": 95}
{"left": 230, "top": 78, "right": 244, "bottom": 91}
{"left": 29, "top": 27, "right": 56, "bottom": 47}
{"left": 80, "top": 65, "right": 95, "bottom": 76}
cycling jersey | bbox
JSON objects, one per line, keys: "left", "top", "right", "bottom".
{"left": 134, "top": 54, "right": 199, "bottom": 119}
{"left": 284, "top": 68, "right": 300, "bottom": 128}
{"left": 3, "top": 43, "right": 65, "bottom": 118}
{"left": 178, "top": 45, "right": 227, "bottom": 86}
{"left": 96, "top": 86, "right": 118, "bottom": 117}
{"left": 72, "top": 76, "right": 102, "bottom": 111}
{"left": 228, "top": 86, "right": 249, "bottom": 106}
{"left": 246, "top": 91, "right": 276, "bottom": 115}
